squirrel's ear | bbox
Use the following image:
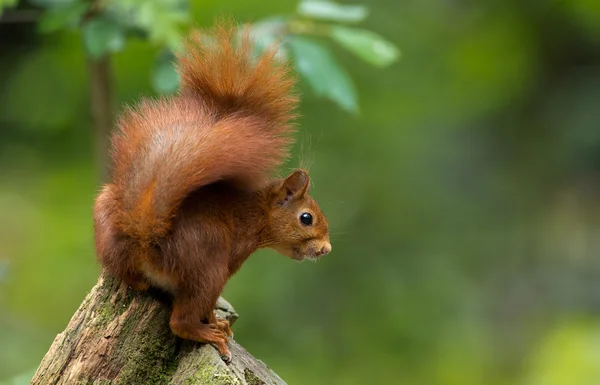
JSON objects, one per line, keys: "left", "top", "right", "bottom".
{"left": 278, "top": 169, "right": 310, "bottom": 203}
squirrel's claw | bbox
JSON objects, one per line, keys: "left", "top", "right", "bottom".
{"left": 219, "top": 349, "right": 233, "bottom": 364}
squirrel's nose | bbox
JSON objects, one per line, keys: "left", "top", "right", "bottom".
{"left": 317, "top": 242, "right": 331, "bottom": 256}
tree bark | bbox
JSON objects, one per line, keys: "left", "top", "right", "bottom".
{"left": 30, "top": 273, "right": 287, "bottom": 385}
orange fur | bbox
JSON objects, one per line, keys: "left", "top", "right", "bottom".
{"left": 93, "top": 21, "right": 330, "bottom": 363}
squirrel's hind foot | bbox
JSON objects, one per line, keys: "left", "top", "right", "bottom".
{"left": 170, "top": 310, "right": 232, "bottom": 364}
{"left": 216, "top": 317, "right": 234, "bottom": 338}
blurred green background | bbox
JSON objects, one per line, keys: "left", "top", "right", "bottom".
{"left": 2, "top": 0, "right": 600, "bottom": 384}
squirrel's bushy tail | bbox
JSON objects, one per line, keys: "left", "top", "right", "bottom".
{"left": 102, "top": 21, "right": 297, "bottom": 243}
{"left": 178, "top": 20, "right": 297, "bottom": 124}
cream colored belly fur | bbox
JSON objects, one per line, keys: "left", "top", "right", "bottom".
{"left": 140, "top": 259, "right": 177, "bottom": 292}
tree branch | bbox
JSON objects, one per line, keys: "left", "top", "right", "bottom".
{"left": 0, "top": 9, "right": 41, "bottom": 24}
{"left": 30, "top": 273, "right": 287, "bottom": 385}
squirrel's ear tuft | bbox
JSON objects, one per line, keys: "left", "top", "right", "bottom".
{"left": 279, "top": 169, "right": 310, "bottom": 202}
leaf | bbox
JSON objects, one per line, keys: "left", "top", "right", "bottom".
{"left": 152, "top": 50, "right": 180, "bottom": 94}
{"left": 38, "top": 1, "right": 89, "bottom": 33}
{"left": 108, "top": 0, "right": 189, "bottom": 51}
{"left": 82, "top": 16, "right": 125, "bottom": 59}
{"left": 248, "top": 16, "right": 289, "bottom": 59}
{"left": 297, "top": 0, "right": 368, "bottom": 23}
{"left": 287, "top": 36, "right": 358, "bottom": 113}
{"left": 137, "top": 1, "right": 186, "bottom": 50}
{"left": 329, "top": 25, "right": 400, "bottom": 67}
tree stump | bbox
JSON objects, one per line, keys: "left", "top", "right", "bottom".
{"left": 30, "top": 273, "right": 286, "bottom": 385}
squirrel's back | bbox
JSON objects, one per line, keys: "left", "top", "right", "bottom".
{"left": 101, "top": 21, "right": 298, "bottom": 243}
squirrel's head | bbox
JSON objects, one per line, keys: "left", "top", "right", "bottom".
{"left": 267, "top": 169, "right": 331, "bottom": 261}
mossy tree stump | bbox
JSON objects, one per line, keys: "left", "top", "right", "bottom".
{"left": 30, "top": 273, "right": 286, "bottom": 385}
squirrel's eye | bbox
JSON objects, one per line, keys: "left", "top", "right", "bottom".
{"left": 299, "top": 212, "right": 313, "bottom": 226}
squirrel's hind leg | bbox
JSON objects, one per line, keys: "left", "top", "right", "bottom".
{"left": 170, "top": 297, "right": 232, "bottom": 363}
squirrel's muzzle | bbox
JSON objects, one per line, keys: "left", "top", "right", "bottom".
{"left": 316, "top": 242, "right": 332, "bottom": 257}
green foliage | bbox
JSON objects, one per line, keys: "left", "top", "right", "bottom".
{"left": 82, "top": 16, "right": 125, "bottom": 59}
{"left": 107, "top": 0, "right": 190, "bottom": 51}
{"left": 563, "top": 0, "right": 600, "bottom": 41}
{"left": 38, "top": 1, "right": 88, "bottom": 33}
{"left": 248, "top": 1, "right": 400, "bottom": 111}
{"left": 288, "top": 36, "right": 358, "bottom": 113}
{"left": 22, "top": 0, "right": 399, "bottom": 111}
{"left": 31, "top": 0, "right": 192, "bottom": 90}
{"left": 329, "top": 25, "right": 400, "bottom": 67}
{"left": 297, "top": 0, "right": 368, "bottom": 23}
{"left": 0, "top": 0, "right": 17, "bottom": 15}
{"left": 152, "top": 50, "right": 179, "bottom": 94}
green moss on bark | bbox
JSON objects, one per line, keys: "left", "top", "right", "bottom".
{"left": 244, "top": 368, "right": 266, "bottom": 385}
{"left": 114, "top": 310, "right": 179, "bottom": 384}
{"left": 184, "top": 354, "right": 240, "bottom": 385}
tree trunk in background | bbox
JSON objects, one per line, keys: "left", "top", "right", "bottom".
{"left": 30, "top": 273, "right": 287, "bottom": 385}
{"left": 88, "top": 56, "right": 113, "bottom": 183}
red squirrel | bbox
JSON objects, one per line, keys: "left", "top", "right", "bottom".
{"left": 92, "top": 21, "right": 331, "bottom": 362}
